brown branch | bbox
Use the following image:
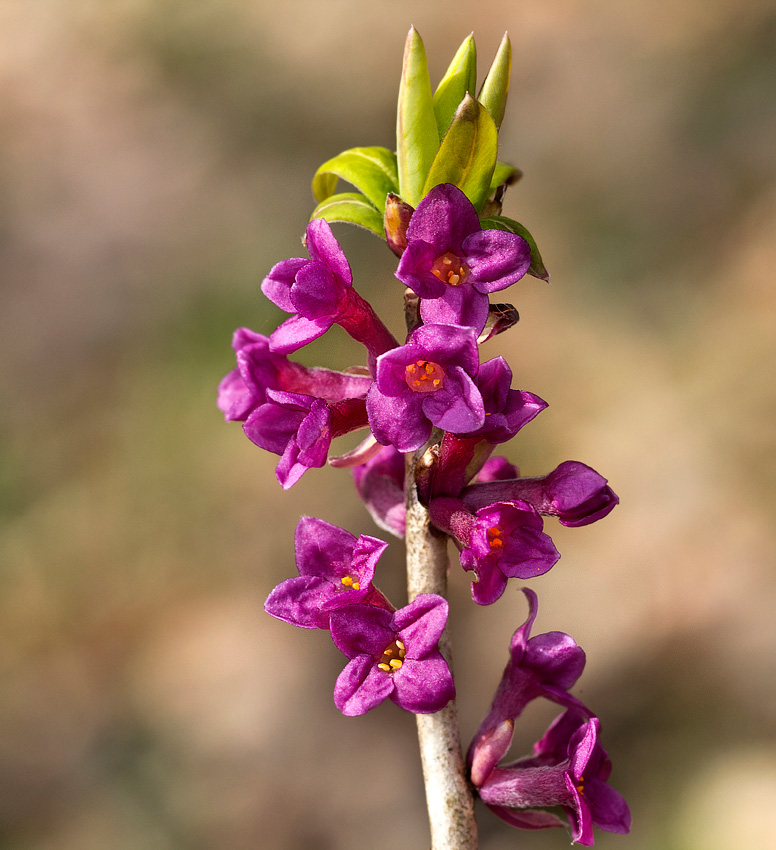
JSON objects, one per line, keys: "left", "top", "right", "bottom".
{"left": 405, "top": 452, "right": 478, "bottom": 850}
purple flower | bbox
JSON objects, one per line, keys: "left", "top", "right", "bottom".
{"left": 366, "top": 323, "right": 485, "bottom": 452}
{"left": 468, "top": 591, "right": 630, "bottom": 844}
{"left": 475, "top": 710, "right": 631, "bottom": 845}
{"left": 264, "top": 517, "right": 392, "bottom": 629}
{"left": 421, "top": 359, "right": 547, "bottom": 499}
{"left": 244, "top": 390, "right": 369, "bottom": 488}
{"left": 463, "top": 460, "right": 618, "bottom": 527}
{"left": 217, "top": 328, "right": 373, "bottom": 422}
{"left": 468, "top": 588, "right": 587, "bottom": 758}
{"left": 261, "top": 219, "right": 397, "bottom": 366}
{"left": 470, "top": 358, "right": 547, "bottom": 443}
{"left": 396, "top": 184, "right": 531, "bottom": 334}
{"left": 351, "top": 444, "right": 407, "bottom": 538}
{"left": 429, "top": 498, "right": 560, "bottom": 605}
{"left": 329, "top": 594, "right": 455, "bottom": 716}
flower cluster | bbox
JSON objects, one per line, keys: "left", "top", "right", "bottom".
{"left": 468, "top": 590, "right": 631, "bottom": 845}
{"left": 219, "top": 27, "right": 629, "bottom": 846}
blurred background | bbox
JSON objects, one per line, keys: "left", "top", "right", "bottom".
{"left": 2, "top": 1, "right": 775, "bottom": 848}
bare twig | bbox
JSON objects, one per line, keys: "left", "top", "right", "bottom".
{"left": 405, "top": 453, "right": 478, "bottom": 850}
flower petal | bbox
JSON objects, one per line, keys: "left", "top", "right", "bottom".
{"left": 463, "top": 228, "right": 531, "bottom": 292}
{"left": 393, "top": 594, "right": 449, "bottom": 656}
{"left": 421, "top": 366, "right": 485, "bottom": 433}
{"left": 405, "top": 183, "right": 481, "bottom": 254}
{"left": 294, "top": 517, "right": 358, "bottom": 578}
{"left": 334, "top": 656, "right": 394, "bottom": 716}
{"left": 391, "top": 652, "right": 455, "bottom": 713}
{"left": 329, "top": 605, "right": 394, "bottom": 659}
{"left": 305, "top": 218, "right": 353, "bottom": 286}
{"left": 261, "top": 257, "right": 308, "bottom": 311}
{"left": 269, "top": 313, "right": 334, "bottom": 355}
{"left": 264, "top": 575, "right": 336, "bottom": 629}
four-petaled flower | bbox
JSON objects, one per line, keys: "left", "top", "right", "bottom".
{"left": 396, "top": 183, "right": 531, "bottom": 334}
{"left": 367, "top": 323, "right": 485, "bottom": 452}
{"left": 329, "top": 594, "right": 455, "bottom": 716}
{"left": 474, "top": 710, "right": 631, "bottom": 845}
{"left": 468, "top": 590, "right": 630, "bottom": 844}
{"left": 218, "top": 327, "right": 374, "bottom": 423}
{"left": 262, "top": 218, "right": 397, "bottom": 368}
{"left": 463, "top": 460, "right": 618, "bottom": 527}
{"left": 244, "top": 390, "right": 369, "bottom": 489}
{"left": 430, "top": 498, "right": 560, "bottom": 604}
{"left": 264, "top": 517, "right": 392, "bottom": 629}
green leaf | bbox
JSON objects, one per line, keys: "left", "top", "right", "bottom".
{"left": 432, "top": 34, "right": 477, "bottom": 138}
{"left": 396, "top": 27, "right": 440, "bottom": 207}
{"left": 310, "top": 193, "right": 384, "bottom": 237}
{"left": 480, "top": 215, "right": 550, "bottom": 281}
{"left": 422, "top": 93, "right": 498, "bottom": 211}
{"left": 489, "top": 161, "right": 521, "bottom": 192}
{"left": 478, "top": 33, "right": 511, "bottom": 129}
{"left": 312, "top": 147, "right": 399, "bottom": 211}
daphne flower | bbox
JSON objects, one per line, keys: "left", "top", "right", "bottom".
{"left": 422, "top": 358, "right": 547, "bottom": 499}
{"left": 329, "top": 594, "right": 454, "bottom": 716}
{"left": 468, "top": 588, "right": 587, "bottom": 752}
{"left": 264, "top": 517, "right": 392, "bottom": 629}
{"left": 217, "top": 328, "right": 373, "bottom": 422}
{"left": 244, "top": 390, "right": 368, "bottom": 488}
{"left": 262, "top": 219, "right": 397, "bottom": 366}
{"left": 396, "top": 184, "right": 531, "bottom": 334}
{"left": 463, "top": 460, "right": 618, "bottom": 527}
{"left": 366, "top": 323, "right": 485, "bottom": 452}
{"left": 475, "top": 710, "right": 631, "bottom": 845}
{"left": 429, "top": 498, "right": 559, "bottom": 604}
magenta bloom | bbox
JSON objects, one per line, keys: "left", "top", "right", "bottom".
{"left": 264, "top": 517, "right": 391, "bottom": 629}
{"left": 475, "top": 710, "right": 631, "bottom": 845}
{"left": 470, "top": 358, "right": 547, "bottom": 443}
{"left": 468, "top": 590, "right": 630, "bottom": 844}
{"left": 217, "top": 328, "right": 373, "bottom": 422}
{"left": 351, "top": 444, "right": 407, "bottom": 538}
{"left": 396, "top": 184, "right": 531, "bottom": 334}
{"left": 366, "top": 323, "right": 485, "bottom": 452}
{"left": 261, "top": 218, "right": 397, "bottom": 365}
{"left": 429, "top": 498, "right": 560, "bottom": 605}
{"left": 463, "top": 460, "right": 618, "bottom": 527}
{"left": 468, "top": 588, "right": 587, "bottom": 753}
{"left": 422, "top": 359, "right": 547, "bottom": 499}
{"left": 329, "top": 594, "right": 454, "bottom": 716}
{"left": 244, "top": 390, "right": 368, "bottom": 488}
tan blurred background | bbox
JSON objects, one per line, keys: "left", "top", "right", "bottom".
{"left": 2, "top": 1, "right": 775, "bottom": 848}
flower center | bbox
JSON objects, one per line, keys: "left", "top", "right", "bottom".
{"left": 431, "top": 252, "right": 471, "bottom": 286}
{"left": 486, "top": 526, "right": 504, "bottom": 551}
{"left": 339, "top": 574, "right": 360, "bottom": 591}
{"left": 405, "top": 360, "right": 445, "bottom": 393}
{"left": 377, "top": 639, "right": 406, "bottom": 672}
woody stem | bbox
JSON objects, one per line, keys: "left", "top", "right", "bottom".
{"left": 405, "top": 451, "right": 479, "bottom": 850}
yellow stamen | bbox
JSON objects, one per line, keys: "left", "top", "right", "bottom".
{"left": 430, "top": 251, "right": 471, "bottom": 286}
{"left": 405, "top": 360, "right": 445, "bottom": 394}
{"left": 341, "top": 576, "right": 353, "bottom": 586}
{"left": 377, "top": 639, "right": 407, "bottom": 673}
